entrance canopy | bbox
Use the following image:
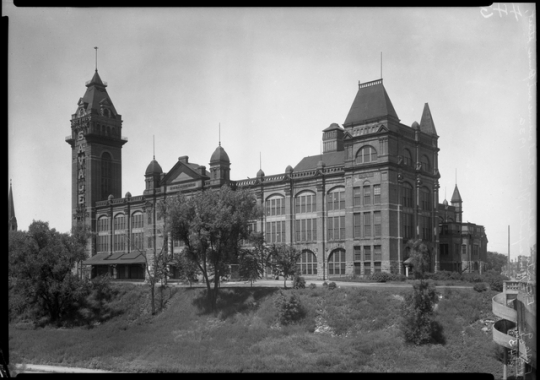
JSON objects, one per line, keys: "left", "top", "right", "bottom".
{"left": 82, "top": 251, "right": 146, "bottom": 265}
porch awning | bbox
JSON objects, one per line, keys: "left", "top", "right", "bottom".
{"left": 403, "top": 257, "right": 413, "bottom": 265}
{"left": 82, "top": 251, "right": 146, "bottom": 265}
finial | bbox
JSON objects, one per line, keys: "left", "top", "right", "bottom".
{"left": 94, "top": 47, "right": 98, "bottom": 72}
{"left": 153, "top": 135, "right": 155, "bottom": 160}
{"left": 260, "top": 152, "right": 262, "bottom": 170}
{"left": 455, "top": 168, "right": 457, "bottom": 186}
{"left": 380, "top": 52, "right": 382, "bottom": 79}
{"left": 219, "top": 123, "right": 221, "bottom": 147}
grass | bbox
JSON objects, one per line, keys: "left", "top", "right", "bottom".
{"left": 9, "top": 283, "right": 503, "bottom": 374}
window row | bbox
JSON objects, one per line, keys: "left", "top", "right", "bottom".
{"left": 353, "top": 184, "right": 381, "bottom": 206}
{"left": 295, "top": 218, "right": 317, "bottom": 242}
{"left": 96, "top": 232, "right": 145, "bottom": 252}
{"left": 97, "top": 213, "right": 144, "bottom": 232}
{"left": 265, "top": 197, "right": 285, "bottom": 216}
{"left": 401, "top": 184, "right": 431, "bottom": 211}
{"left": 265, "top": 221, "right": 287, "bottom": 244}
{"left": 353, "top": 245, "right": 382, "bottom": 262}
{"left": 353, "top": 211, "right": 382, "bottom": 238}
{"left": 295, "top": 248, "right": 384, "bottom": 277}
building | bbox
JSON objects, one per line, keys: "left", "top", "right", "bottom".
{"left": 67, "top": 69, "right": 487, "bottom": 280}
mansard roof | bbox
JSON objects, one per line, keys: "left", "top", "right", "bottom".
{"left": 293, "top": 151, "right": 344, "bottom": 172}
{"left": 419, "top": 103, "right": 438, "bottom": 136}
{"left": 78, "top": 70, "right": 119, "bottom": 116}
{"left": 343, "top": 79, "right": 399, "bottom": 127}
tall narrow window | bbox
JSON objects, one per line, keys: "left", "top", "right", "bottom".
{"left": 354, "top": 246, "right": 362, "bottom": 261}
{"left": 353, "top": 186, "right": 361, "bottom": 206}
{"left": 373, "top": 211, "right": 381, "bottom": 237}
{"left": 340, "top": 215, "right": 345, "bottom": 240}
{"left": 356, "top": 146, "right": 378, "bottom": 164}
{"left": 374, "top": 245, "right": 382, "bottom": 261}
{"left": 373, "top": 185, "right": 381, "bottom": 204}
{"left": 421, "top": 155, "right": 430, "bottom": 172}
{"left": 353, "top": 213, "right": 361, "bottom": 238}
{"left": 402, "top": 183, "right": 413, "bottom": 208}
{"left": 327, "top": 217, "right": 334, "bottom": 241}
{"left": 101, "top": 152, "right": 112, "bottom": 201}
{"left": 364, "top": 212, "right": 371, "bottom": 237}
{"left": 363, "top": 185, "right": 371, "bottom": 205}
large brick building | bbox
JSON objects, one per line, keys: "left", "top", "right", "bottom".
{"left": 67, "top": 69, "right": 487, "bottom": 280}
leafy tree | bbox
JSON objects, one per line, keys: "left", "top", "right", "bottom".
{"left": 8, "top": 221, "right": 88, "bottom": 323}
{"left": 405, "top": 239, "right": 433, "bottom": 279}
{"left": 270, "top": 244, "right": 301, "bottom": 289}
{"left": 485, "top": 251, "right": 508, "bottom": 273}
{"left": 167, "top": 185, "right": 261, "bottom": 311}
{"left": 237, "top": 231, "right": 270, "bottom": 286}
{"left": 170, "top": 250, "right": 200, "bottom": 287}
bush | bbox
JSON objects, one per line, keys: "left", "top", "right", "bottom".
{"left": 389, "top": 273, "right": 407, "bottom": 282}
{"left": 485, "top": 273, "right": 509, "bottom": 292}
{"left": 432, "top": 271, "right": 453, "bottom": 281}
{"left": 322, "top": 281, "right": 328, "bottom": 288}
{"left": 309, "top": 283, "right": 317, "bottom": 289}
{"left": 423, "top": 272, "right": 435, "bottom": 280}
{"left": 370, "top": 272, "right": 392, "bottom": 282}
{"left": 450, "top": 271, "right": 462, "bottom": 280}
{"left": 328, "top": 282, "right": 337, "bottom": 290}
{"left": 274, "top": 291, "right": 306, "bottom": 325}
{"left": 293, "top": 276, "right": 306, "bottom": 289}
{"left": 400, "top": 280, "right": 444, "bottom": 345}
{"left": 462, "top": 273, "right": 483, "bottom": 283}
{"left": 473, "top": 282, "right": 487, "bottom": 292}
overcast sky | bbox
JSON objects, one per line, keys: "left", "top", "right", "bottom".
{"left": 5, "top": 5, "right": 536, "bottom": 258}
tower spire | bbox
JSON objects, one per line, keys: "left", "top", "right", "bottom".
{"left": 94, "top": 46, "right": 98, "bottom": 72}
{"left": 219, "top": 123, "right": 221, "bottom": 147}
{"left": 153, "top": 135, "right": 155, "bottom": 160}
{"left": 8, "top": 179, "right": 18, "bottom": 231}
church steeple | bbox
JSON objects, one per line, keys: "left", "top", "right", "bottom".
{"left": 419, "top": 103, "right": 438, "bottom": 136}
{"left": 451, "top": 184, "right": 463, "bottom": 223}
{"left": 8, "top": 180, "right": 17, "bottom": 231}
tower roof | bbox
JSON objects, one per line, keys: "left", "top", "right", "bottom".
{"left": 323, "top": 123, "right": 343, "bottom": 132}
{"left": 78, "top": 70, "right": 119, "bottom": 116}
{"left": 451, "top": 185, "right": 462, "bottom": 203}
{"left": 210, "top": 145, "right": 230, "bottom": 164}
{"left": 419, "top": 103, "right": 438, "bottom": 136}
{"left": 343, "top": 79, "right": 399, "bottom": 127}
{"left": 8, "top": 181, "right": 17, "bottom": 231}
{"left": 145, "top": 159, "right": 163, "bottom": 175}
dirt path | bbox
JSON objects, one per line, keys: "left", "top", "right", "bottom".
{"left": 13, "top": 363, "right": 113, "bottom": 374}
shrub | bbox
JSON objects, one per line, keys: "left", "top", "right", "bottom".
{"left": 450, "top": 271, "right": 462, "bottom": 280}
{"left": 400, "top": 280, "right": 444, "bottom": 345}
{"left": 473, "top": 283, "right": 487, "bottom": 292}
{"left": 274, "top": 291, "right": 306, "bottom": 325}
{"left": 293, "top": 276, "right": 306, "bottom": 289}
{"left": 328, "top": 282, "right": 337, "bottom": 290}
{"left": 485, "top": 273, "right": 508, "bottom": 292}
{"left": 389, "top": 273, "right": 407, "bottom": 282}
{"left": 309, "top": 283, "right": 317, "bottom": 289}
{"left": 462, "top": 273, "right": 483, "bottom": 283}
{"left": 423, "top": 272, "right": 435, "bottom": 280}
{"left": 322, "top": 281, "right": 328, "bottom": 288}
{"left": 370, "top": 272, "right": 392, "bottom": 282}
{"left": 432, "top": 271, "right": 453, "bottom": 281}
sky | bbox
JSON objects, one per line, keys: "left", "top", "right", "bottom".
{"left": 5, "top": 5, "right": 536, "bottom": 259}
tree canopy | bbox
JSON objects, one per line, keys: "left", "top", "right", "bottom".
{"left": 405, "top": 239, "right": 433, "bottom": 279}
{"left": 166, "top": 185, "right": 262, "bottom": 310}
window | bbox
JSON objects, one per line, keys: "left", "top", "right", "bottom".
{"left": 403, "top": 149, "right": 413, "bottom": 166}
{"left": 421, "top": 155, "right": 430, "bottom": 172}
{"left": 373, "top": 211, "right": 381, "bottom": 237}
{"left": 440, "top": 244, "right": 449, "bottom": 256}
{"left": 296, "top": 250, "right": 317, "bottom": 275}
{"left": 353, "top": 213, "right": 361, "bottom": 238}
{"left": 147, "top": 236, "right": 153, "bottom": 249}
{"left": 455, "top": 244, "right": 460, "bottom": 256}
{"left": 327, "top": 216, "right": 345, "bottom": 241}
{"left": 131, "top": 232, "right": 144, "bottom": 250}
{"left": 364, "top": 262, "right": 371, "bottom": 276}
{"left": 363, "top": 212, "right": 372, "bottom": 237}
{"left": 403, "top": 213, "right": 413, "bottom": 240}
{"left": 364, "top": 245, "right": 371, "bottom": 261}
{"left": 421, "top": 216, "right": 432, "bottom": 241}
{"left": 462, "top": 245, "right": 467, "bottom": 256}
{"left": 147, "top": 210, "right": 153, "bottom": 225}
{"left": 295, "top": 218, "right": 316, "bottom": 242}
{"left": 266, "top": 221, "right": 286, "bottom": 243}
{"left": 97, "top": 217, "right": 109, "bottom": 232}
{"left": 373, "top": 185, "right": 381, "bottom": 204}
{"left": 328, "top": 249, "right": 346, "bottom": 276}
{"left": 356, "top": 146, "right": 378, "bottom": 164}
{"left": 354, "top": 246, "right": 362, "bottom": 261}
{"left": 353, "top": 186, "right": 361, "bottom": 206}
{"left": 266, "top": 196, "right": 285, "bottom": 216}
{"left": 354, "top": 262, "right": 361, "bottom": 275}
{"left": 296, "top": 193, "right": 315, "bottom": 214}
{"left": 374, "top": 262, "right": 382, "bottom": 273}
{"left": 131, "top": 213, "right": 143, "bottom": 229}
{"left": 97, "top": 235, "right": 109, "bottom": 253}
{"left": 420, "top": 187, "right": 431, "bottom": 211}
{"left": 101, "top": 152, "right": 112, "bottom": 200}
{"left": 402, "top": 183, "right": 413, "bottom": 208}
{"left": 374, "top": 245, "right": 382, "bottom": 261}
{"left": 327, "top": 189, "right": 345, "bottom": 211}
{"left": 363, "top": 185, "right": 371, "bottom": 205}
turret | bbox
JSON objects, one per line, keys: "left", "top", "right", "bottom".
{"left": 451, "top": 185, "right": 463, "bottom": 223}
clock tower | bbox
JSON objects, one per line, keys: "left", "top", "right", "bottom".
{"left": 66, "top": 69, "right": 127, "bottom": 254}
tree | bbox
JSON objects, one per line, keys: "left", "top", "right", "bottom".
{"left": 405, "top": 239, "right": 433, "bottom": 279}
{"left": 167, "top": 185, "right": 261, "bottom": 311}
{"left": 270, "top": 244, "right": 301, "bottom": 289}
{"left": 485, "top": 251, "right": 508, "bottom": 273}
{"left": 238, "top": 231, "right": 270, "bottom": 286}
{"left": 8, "top": 221, "right": 88, "bottom": 323}
{"left": 170, "top": 249, "right": 200, "bottom": 287}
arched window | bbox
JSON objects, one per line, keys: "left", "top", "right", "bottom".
{"left": 420, "top": 186, "right": 431, "bottom": 211}
{"left": 113, "top": 214, "right": 126, "bottom": 252}
{"left": 401, "top": 182, "right": 413, "bottom": 208}
{"left": 101, "top": 152, "right": 112, "bottom": 201}
{"left": 97, "top": 216, "right": 109, "bottom": 253}
{"left": 266, "top": 194, "right": 286, "bottom": 216}
{"left": 328, "top": 248, "right": 346, "bottom": 276}
{"left": 403, "top": 149, "right": 413, "bottom": 166}
{"left": 355, "top": 146, "right": 378, "bottom": 164}
{"left": 295, "top": 191, "right": 316, "bottom": 214}
{"left": 296, "top": 250, "right": 317, "bottom": 275}
{"left": 131, "top": 212, "right": 144, "bottom": 251}
{"left": 421, "top": 155, "right": 430, "bottom": 172}
{"left": 327, "top": 187, "right": 345, "bottom": 211}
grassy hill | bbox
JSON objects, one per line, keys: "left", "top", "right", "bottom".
{"left": 9, "top": 283, "right": 504, "bottom": 374}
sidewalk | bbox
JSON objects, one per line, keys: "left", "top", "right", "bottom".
{"left": 14, "top": 363, "right": 113, "bottom": 374}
